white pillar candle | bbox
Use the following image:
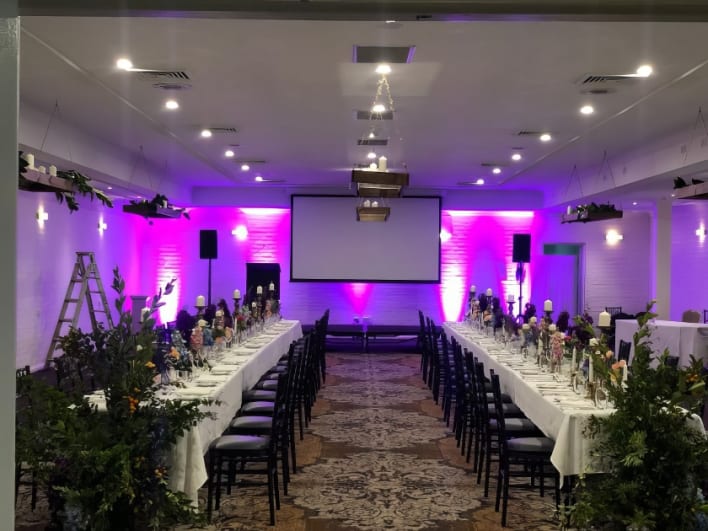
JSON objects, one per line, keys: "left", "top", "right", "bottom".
{"left": 22, "top": 153, "right": 34, "bottom": 168}
{"left": 544, "top": 299, "right": 553, "bottom": 312}
{"left": 485, "top": 288, "right": 493, "bottom": 297}
{"left": 269, "top": 282, "right": 275, "bottom": 292}
{"left": 378, "top": 156, "right": 387, "bottom": 172}
{"left": 470, "top": 285, "right": 476, "bottom": 293}
{"left": 566, "top": 205, "right": 572, "bottom": 215}
{"left": 256, "top": 285, "right": 263, "bottom": 295}
{"left": 549, "top": 324, "right": 557, "bottom": 332}
{"left": 49, "top": 165, "right": 57, "bottom": 177}
{"left": 196, "top": 295, "right": 205, "bottom": 307}
{"left": 506, "top": 293, "right": 515, "bottom": 303}
{"left": 37, "top": 165, "right": 46, "bottom": 174}
{"left": 598, "top": 311, "right": 611, "bottom": 327}
{"left": 251, "top": 301, "right": 257, "bottom": 308}
{"left": 233, "top": 289, "right": 241, "bottom": 299}
{"left": 522, "top": 323, "right": 530, "bottom": 331}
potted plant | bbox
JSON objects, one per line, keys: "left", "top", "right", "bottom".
{"left": 570, "top": 302, "right": 708, "bottom": 530}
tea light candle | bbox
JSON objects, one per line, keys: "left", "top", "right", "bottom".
{"left": 598, "top": 311, "right": 611, "bottom": 328}
{"left": 549, "top": 324, "right": 557, "bottom": 332}
{"left": 49, "top": 165, "right": 57, "bottom": 177}
{"left": 233, "top": 289, "right": 241, "bottom": 299}
{"left": 256, "top": 285, "right": 263, "bottom": 295}
{"left": 506, "top": 293, "right": 515, "bottom": 303}
{"left": 530, "top": 316, "right": 537, "bottom": 325}
{"left": 251, "top": 301, "right": 257, "bottom": 308}
{"left": 485, "top": 288, "right": 493, "bottom": 297}
{"left": 544, "top": 299, "right": 553, "bottom": 312}
{"left": 522, "top": 323, "right": 530, "bottom": 330}
{"left": 196, "top": 295, "right": 205, "bottom": 307}
{"left": 269, "top": 282, "right": 275, "bottom": 292}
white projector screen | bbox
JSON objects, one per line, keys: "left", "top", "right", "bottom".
{"left": 290, "top": 195, "right": 441, "bottom": 283}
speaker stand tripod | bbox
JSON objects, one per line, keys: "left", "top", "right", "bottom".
{"left": 516, "top": 262, "right": 525, "bottom": 324}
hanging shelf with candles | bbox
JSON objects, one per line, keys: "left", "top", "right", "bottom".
{"left": 123, "top": 194, "right": 189, "bottom": 220}
{"left": 560, "top": 154, "right": 623, "bottom": 224}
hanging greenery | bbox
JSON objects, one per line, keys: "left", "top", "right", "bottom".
{"left": 123, "top": 193, "right": 190, "bottom": 220}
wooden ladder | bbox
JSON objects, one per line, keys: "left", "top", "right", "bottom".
{"left": 45, "top": 252, "right": 114, "bottom": 367}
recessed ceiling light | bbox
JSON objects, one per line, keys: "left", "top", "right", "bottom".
{"left": 241, "top": 163, "right": 250, "bottom": 171}
{"left": 580, "top": 105, "right": 595, "bottom": 115}
{"left": 511, "top": 153, "right": 522, "bottom": 161}
{"left": 255, "top": 175, "right": 263, "bottom": 182}
{"left": 636, "top": 64, "right": 653, "bottom": 77}
{"left": 164, "top": 99, "right": 179, "bottom": 110}
{"left": 367, "top": 152, "right": 377, "bottom": 159}
{"left": 116, "top": 58, "right": 133, "bottom": 71}
{"left": 492, "top": 167, "right": 502, "bottom": 175}
{"left": 200, "top": 129, "right": 212, "bottom": 138}
{"left": 372, "top": 103, "right": 386, "bottom": 113}
{"left": 385, "top": 20, "right": 397, "bottom": 24}
{"left": 476, "top": 178, "right": 485, "bottom": 185}
{"left": 107, "top": 186, "right": 113, "bottom": 190}
{"left": 540, "top": 133, "right": 552, "bottom": 142}
{"left": 224, "top": 149, "right": 235, "bottom": 158}
{"left": 671, "top": 193, "right": 676, "bottom": 197}
{"left": 632, "top": 201, "right": 638, "bottom": 206}
{"left": 376, "top": 63, "right": 392, "bottom": 75}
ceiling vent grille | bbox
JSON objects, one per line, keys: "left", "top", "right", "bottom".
{"left": 209, "top": 127, "right": 239, "bottom": 134}
{"left": 134, "top": 70, "right": 190, "bottom": 81}
{"left": 481, "top": 162, "right": 504, "bottom": 167}
{"left": 357, "top": 138, "right": 388, "bottom": 146}
{"left": 517, "top": 130, "right": 543, "bottom": 136}
{"left": 353, "top": 45, "right": 416, "bottom": 64}
{"left": 577, "top": 74, "right": 639, "bottom": 85}
{"left": 356, "top": 110, "right": 394, "bottom": 120}
{"left": 152, "top": 82, "right": 191, "bottom": 91}
{"left": 234, "top": 158, "right": 266, "bottom": 164}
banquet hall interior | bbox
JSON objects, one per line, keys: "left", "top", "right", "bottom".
{"left": 5, "top": 1, "right": 708, "bottom": 529}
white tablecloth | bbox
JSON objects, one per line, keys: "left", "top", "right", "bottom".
{"left": 615, "top": 319, "right": 708, "bottom": 366}
{"left": 443, "top": 322, "right": 610, "bottom": 478}
{"left": 165, "top": 320, "right": 303, "bottom": 501}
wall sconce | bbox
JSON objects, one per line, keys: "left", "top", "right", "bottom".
{"left": 231, "top": 225, "right": 248, "bottom": 241}
{"left": 98, "top": 219, "right": 108, "bottom": 233}
{"left": 605, "top": 229, "right": 623, "bottom": 244}
{"left": 696, "top": 226, "right": 707, "bottom": 241}
{"left": 36, "top": 207, "right": 48, "bottom": 225}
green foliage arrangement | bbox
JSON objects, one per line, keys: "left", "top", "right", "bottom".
{"left": 126, "top": 193, "right": 190, "bottom": 220}
{"left": 18, "top": 151, "right": 113, "bottom": 212}
{"left": 570, "top": 302, "right": 708, "bottom": 530}
{"left": 16, "top": 269, "right": 212, "bottom": 530}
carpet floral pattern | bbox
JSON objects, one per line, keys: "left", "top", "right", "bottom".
{"left": 17, "top": 351, "right": 560, "bottom": 530}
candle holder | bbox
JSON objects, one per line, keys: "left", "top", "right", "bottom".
{"left": 195, "top": 305, "right": 205, "bottom": 317}
{"left": 507, "top": 300, "right": 515, "bottom": 317}
{"left": 544, "top": 309, "right": 553, "bottom": 321}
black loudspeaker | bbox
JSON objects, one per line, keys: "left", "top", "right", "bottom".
{"left": 199, "top": 230, "right": 218, "bottom": 259}
{"left": 512, "top": 234, "right": 531, "bottom": 263}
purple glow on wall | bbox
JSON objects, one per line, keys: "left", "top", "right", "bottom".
{"left": 346, "top": 282, "right": 373, "bottom": 316}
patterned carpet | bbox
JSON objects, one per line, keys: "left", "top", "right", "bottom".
{"left": 16, "top": 352, "right": 560, "bottom": 530}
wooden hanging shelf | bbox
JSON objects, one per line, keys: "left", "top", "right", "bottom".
{"left": 19, "top": 168, "right": 74, "bottom": 194}
{"left": 122, "top": 203, "right": 184, "bottom": 219}
{"left": 561, "top": 210, "right": 623, "bottom": 224}
{"left": 673, "top": 181, "right": 708, "bottom": 200}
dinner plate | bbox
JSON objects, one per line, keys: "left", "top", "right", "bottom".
{"left": 210, "top": 365, "right": 237, "bottom": 374}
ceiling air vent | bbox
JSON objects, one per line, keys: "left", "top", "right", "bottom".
{"left": 234, "top": 159, "right": 266, "bottom": 164}
{"left": 152, "top": 82, "right": 192, "bottom": 91}
{"left": 356, "top": 110, "right": 394, "bottom": 120}
{"left": 134, "top": 70, "right": 191, "bottom": 82}
{"left": 353, "top": 45, "right": 416, "bottom": 64}
{"left": 576, "top": 74, "right": 639, "bottom": 85}
{"left": 357, "top": 138, "right": 388, "bottom": 146}
{"left": 209, "top": 127, "right": 239, "bottom": 134}
{"left": 517, "top": 130, "right": 543, "bottom": 137}
{"left": 481, "top": 162, "right": 504, "bottom": 168}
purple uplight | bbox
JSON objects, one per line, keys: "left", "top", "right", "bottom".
{"left": 347, "top": 282, "right": 373, "bottom": 316}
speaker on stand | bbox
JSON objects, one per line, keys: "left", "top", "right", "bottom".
{"left": 512, "top": 234, "right": 531, "bottom": 322}
{"left": 200, "top": 230, "right": 218, "bottom": 305}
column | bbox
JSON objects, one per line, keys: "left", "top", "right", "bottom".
{"left": 0, "top": 6, "right": 19, "bottom": 528}
{"left": 652, "top": 199, "right": 672, "bottom": 319}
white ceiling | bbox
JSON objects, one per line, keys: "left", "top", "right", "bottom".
{"left": 17, "top": 14, "right": 708, "bottom": 207}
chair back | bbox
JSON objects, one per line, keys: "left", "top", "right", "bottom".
{"left": 605, "top": 306, "right": 623, "bottom": 316}
{"left": 618, "top": 339, "right": 631, "bottom": 363}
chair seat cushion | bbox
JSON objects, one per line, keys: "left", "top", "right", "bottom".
{"left": 240, "top": 401, "right": 275, "bottom": 415}
{"left": 489, "top": 418, "right": 538, "bottom": 432}
{"left": 212, "top": 434, "right": 270, "bottom": 452}
{"left": 243, "top": 389, "right": 277, "bottom": 401}
{"left": 488, "top": 403, "right": 525, "bottom": 418}
{"left": 254, "top": 380, "right": 278, "bottom": 390}
{"left": 270, "top": 365, "right": 288, "bottom": 372}
{"left": 230, "top": 415, "right": 273, "bottom": 433}
{"left": 487, "top": 392, "right": 512, "bottom": 403}
{"left": 507, "top": 436, "right": 554, "bottom": 453}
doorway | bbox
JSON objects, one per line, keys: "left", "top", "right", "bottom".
{"left": 533, "top": 243, "right": 584, "bottom": 318}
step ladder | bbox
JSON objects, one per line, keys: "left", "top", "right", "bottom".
{"left": 45, "top": 252, "right": 114, "bottom": 367}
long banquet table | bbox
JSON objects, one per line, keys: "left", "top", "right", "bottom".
{"left": 89, "top": 320, "right": 303, "bottom": 503}
{"left": 443, "top": 322, "right": 610, "bottom": 479}
{"left": 615, "top": 319, "right": 708, "bottom": 366}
